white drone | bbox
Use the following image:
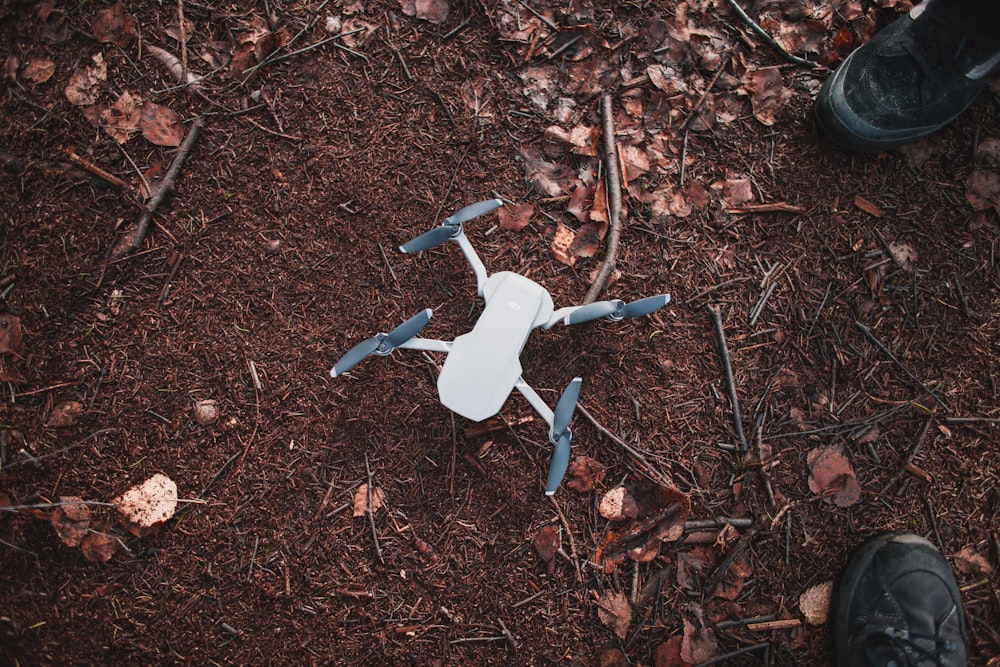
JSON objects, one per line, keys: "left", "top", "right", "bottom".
{"left": 330, "top": 199, "right": 670, "bottom": 495}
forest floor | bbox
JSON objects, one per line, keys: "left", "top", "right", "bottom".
{"left": 1, "top": 0, "right": 998, "bottom": 665}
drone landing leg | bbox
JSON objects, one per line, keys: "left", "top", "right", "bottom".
{"left": 514, "top": 379, "right": 555, "bottom": 429}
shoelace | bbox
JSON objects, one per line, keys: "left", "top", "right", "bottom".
{"left": 903, "top": 3, "right": 1000, "bottom": 83}
{"left": 869, "top": 626, "right": 958, "bottom": 667}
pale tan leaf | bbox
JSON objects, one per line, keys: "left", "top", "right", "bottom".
{"left": 800, "top": 580, "right": 834, "bottom": 625}
{"left": 598, "top": 486, "right": 638, "bottom": 521}
{"left": 115, "top": 473, "right": 178, "bottom": 536}
{"left": 64, "top": 53, "right": 106, "bottom": 106}
{"left": 681, "top": 618, "right": 718, "bottom": 664}
{"left": 551, "top": 222, "right": 576, "bottom": 266}
{"left": 352, "top": 483, "right": 385, "bottom": 517}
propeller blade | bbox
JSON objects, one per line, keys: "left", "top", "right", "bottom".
{"left": 564, "top": 300, "right": 622, "bottom": 325}
{"left": 399, "top": 225, "right": 458, "bottom": 253}
{"left": 383, "top": 308, "right": 433, "bottom": 349}
{"left": 444, "top": 198, "right": 504, "bottom": 226}
{"left": 330, "top": 336, "right": 382, "bottom": 378}
{"left": 618, "top": 294, "right": 671, "bottom": 319}
{"left": 545, "top": 433, "right": 572, "bottom": 496}
{"left": 552, "top": 377, "right": 582, "bottom": 439}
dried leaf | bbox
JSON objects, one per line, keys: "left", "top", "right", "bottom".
{"left": 721, "top": 177, "right": 754, "bottom": 209}
{"left": 115, "top": 473, "right": 178, "bottom": 537}
{"left": 46, "top": 400, "right": 84, "bottom": 428}
{"left": 352, "top": 483, "right": 385, "bottom": 517}
{"left": 22, "top": 57, "right": 56, "bottom": 84}
{"left": 800, "top": 580, "right": 834, "bottom": 625}
{"left": 193, "top": 399, "right": 219, "bottom": 426}
{"left": 569, "top": 221, "right": 606, "bottom": 259}
{"left": 566, "top": 184, "right": 593, "bottom": 223}
{"left": 64, "top": 53, "right": 106, "bottom": 106}
{"left": 50, "top": 496, "right": 90, "bottom": 547}
{"left": 91, "top": 2, "right": 136, "bottom": 47}
{"left": 565, "top": 456, "right": 607, "bottom": 493}
{"left": 676, "top": 548, "right": 712, "bottom": 592}
{"left": 523, "top": 153, "right": 575, "bottom": 196}
{"left": 81, "top": 529, "right": 118, "bottom": 562}
{"left": 599, "top": 486, "right": 638, "bottom": 521}
{"left": 140, "top": 102, "right": 185, "bottom": 147}
{"left": 497, "top": 203, "right": 535, "bottom": 232}
{"left": 533, "top": 524, "right": 560, "bottom": 568}
{"left": 807, "top": 443, "right": 861, "bottom": 507}
{"left": 953, "top": 546, "right": 995, "bottom": 577}
{"left": 681, "top": 618, "right": 718, "bottom": 664}
{"left": 888, "top": 241, "right": 917, "bottom": 271}
{"left": 747, "top": 66, "right": 790, "bottom": 126}
{"left": 854, "top": 195, "right": 885, "bottom": 217}
{"left": 146, "top": 45, "right": 202, "bottom": 89}
{"left": 400, "top": 0, "right": 450, "bottom": 24}
{"left": 101, "top": 91, "right": 141, "bottom": 144}
{"left": 966, "top": 169, "right": 1000, "bottom": 212}
{"left": 551, "top": 223, "right": 576, "bottom": 266}
{"left": 0, "top": 313, "right": 23, "bottom": 355}
{"left": 596, "top": 591, "right": 632, "bottom": 640}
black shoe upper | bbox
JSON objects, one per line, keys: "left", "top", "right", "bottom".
{"left": 816, "top": 0, "right": 1000, "bottom": 152}
{"left": 832, "top": 532, "right": 968, "bottom": 667}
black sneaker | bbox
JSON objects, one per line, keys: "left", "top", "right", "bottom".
{"left": 815, "top": 0, "right": 1000, "bottom": 152}
{"left": 832, "top": 532, "right": 967, "bottom": 667}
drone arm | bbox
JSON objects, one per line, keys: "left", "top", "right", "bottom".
{"left": 543, "top": 306, "right": 583, "bottom": 329}
{"left": 453, "top": 231, "right": 490, "bottom": 297}
{"left": 514, "top": 378, "right": 555, "bottom": 429}
{"left": 397, "top": 338, "right": 453, "bottom": 353}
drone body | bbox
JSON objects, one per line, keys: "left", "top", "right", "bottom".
{"left": 330, "top": 199, "right": 670, "bottom": 495}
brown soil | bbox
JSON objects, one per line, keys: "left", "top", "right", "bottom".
{"left": 1, "top": 1, "right": 998, "bottom": 665}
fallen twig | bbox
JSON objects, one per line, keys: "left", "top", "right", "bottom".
{"left": 723, "top": 0, "right": 825, "bottom": 70}
{"left": 704, "top": 526, "right": 757, "bottom": 597}
{"left": 125, "top": 117, "right": 204, "bottom": 256}
{"left": 583, "top": 95, "right": 622, "bottom": 305}
{"left": 364, "top": 453, "right": 384, "bottom": 562}
{"left": 707, "top": 305, "right": 748, "bottom": 451}
{"left": 64, "top": 147, "right": 130, "bottom": 190}
{"left": 878, "top": 415, "right": 933, "bottom": 497}
{"left": 853, "top": 322, "right": 949, "bottom": 410}
{"left": 576, "top": 404, "right": 669, "bottom": 487}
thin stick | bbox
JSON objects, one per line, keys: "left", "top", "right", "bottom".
{"left": 693, "top": 642, "right": 769, "bottom": 667}
{"left": 549, "top": 497, "right": 581, "bottom": 582}
{"left": 576, "top": 404, "right": 669, "bottom": 487}
{"left": 583, "top": 95, "right": 622, "bottom": 304}
{"left": 131, "top": 117, "right": 204, "bottom": 252}
{"left": 879, "top": 415, "right": 933, "bottom": 496}
{"left": 64, "top": 148, "right": 129, "bottom": 190}
{"left": 704, "top": 526, "right": 757, "bottom": 596}
{"left": 854, "top": 322, "right": 949, "bottom": 410}
{"left": 497, "top": 618, "right": 517, "bottom": 652}
{"left": 364, "top": 453, "right": 383, "bottom": 562}
{"left": 707, "top": 305, "right": 748, "bottom": 451}
{"left": 723, "top": 0, "right": 823, "bottom": 70}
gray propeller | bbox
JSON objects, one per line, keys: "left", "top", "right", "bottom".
{"left": 545, "top": 377, "right": 582, "bottom": 496}
{"left": 564, "top": 294, "right": 670, "bottom": 325}
{"left": 330, "top": 308, "right": 433, "bottom": 378}
{"left": 399, "top": 199, "right": 504, "bottom": 254}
